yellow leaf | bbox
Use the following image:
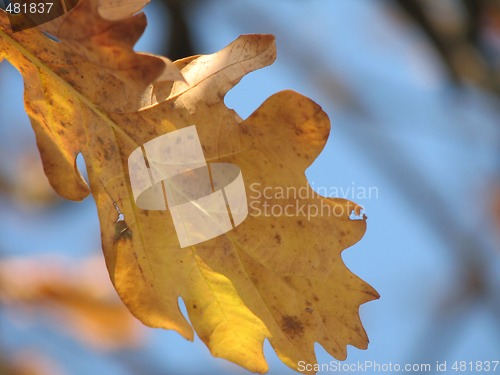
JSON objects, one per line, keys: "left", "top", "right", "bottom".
{"left": 0, "top": 1, "right": 379, "bottom": 373}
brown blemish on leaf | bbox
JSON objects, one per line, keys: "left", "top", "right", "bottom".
{"left": 103, "top": 148, "right": 112, "bottom": 161}
{"left": 281, "top": 315, "right": 304, "bottom": 338}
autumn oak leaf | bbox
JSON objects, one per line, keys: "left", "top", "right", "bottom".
{"left": 0, "top": 1, "right": 379, "bottom": 373}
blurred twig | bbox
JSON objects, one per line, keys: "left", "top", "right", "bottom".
{"left": 156, "top": 0, "right": 198, "bottom": 60}
{"left": 392, "top": 0, "right": 500, "bottom": 95}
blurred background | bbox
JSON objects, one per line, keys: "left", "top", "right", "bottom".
{"left": 1, "top": 0, "right": 500, "bottom": 374}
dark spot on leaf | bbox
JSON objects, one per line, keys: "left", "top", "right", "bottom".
{"left": 281, "top": 315, "right": 304, "bottom": 338}
{"left": 274, "top": 233, "right": 281, "bottom": 244}
{"left": 193, "top": 304, "right": 197, "bottom": 309}
{"left": 104, "top": 149, "right": 112, "bottom": 161}
{"left": 297, "top": 220, "right": 305, "bottom": 228}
